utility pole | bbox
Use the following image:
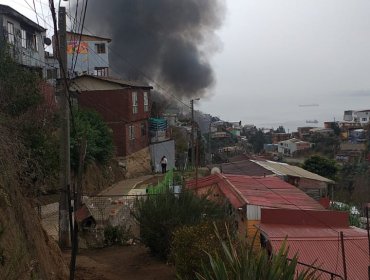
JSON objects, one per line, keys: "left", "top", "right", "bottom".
{"left": 191, "top": 99, "right": 195, "bottom": 167}
{"left": 340, "top": 231, "right": 348, "bottom": 280}
{"left": 58, "top": 6, "right": 71, "bottom": 249}
{"left": 190, "top": 98, "right": 200, "bottom": 168}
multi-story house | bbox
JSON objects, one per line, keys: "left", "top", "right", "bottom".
{"left": 65, "top": 32, "right": 111, "bottom": 77}
{"left": 343, "top": 109, "right": 370, "bottom": 125}
{"left": 0, "top": 4, "right": 47, "bottom": 77}
{"left": 277, "top": 138, "right": 311, "bottom": 156}
{"left": 70, "top": 75, "right": 152, "bottom": 176}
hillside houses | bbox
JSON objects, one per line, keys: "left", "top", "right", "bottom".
{"left": 208, "top": 159, "right": 334, "bottom": 201}
{"left": 186, "top": 173, "right": 368, "bottom": 279}
{"left": 0, "top": 4, "right": 47, "bottom": 77}
{"left": 186, "top": 173, "right": 324, "bottom": 242}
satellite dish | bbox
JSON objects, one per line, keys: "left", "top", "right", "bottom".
{"left": 211, "top": 167, "right": 221, "bottom": 174}
{"left": 44, "top": 37, "right": 52, "bottom": 46}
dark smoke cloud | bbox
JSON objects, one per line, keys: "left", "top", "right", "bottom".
{"left": 81, "top": 0, "right": 225, "bottom": 98}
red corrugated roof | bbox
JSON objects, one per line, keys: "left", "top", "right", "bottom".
{"left": 259, "top": 224, "right": 369, "bottom": 280}
{"left": 186, "top": 174, "right": 323, "bottom": 210}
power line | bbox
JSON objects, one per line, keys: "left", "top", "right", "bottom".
{"left": 64, "top": 12, "right": 191, "bottom": 110}
{"left": 31, "top": 0, "right": 40, "bottom": 26}
{"left": 71, "top": 0, "right": 88, "bottom": 75}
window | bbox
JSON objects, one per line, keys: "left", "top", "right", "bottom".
{"left": 34, "top": 34, "right": 39, "bottom": 51}
{"left": 47, "top": 69, "right": 58, "bottom": 79}
{"left": 95, "top": 43, "right": 106, "bottom": 54}
{"left": 129, "top": 125, "right": 135, "bottom": 140}
{"left": 94, "top": 67, "right": 109, "bottom": 76}
{"left": 141, "top": 122, "right": 147, "bottom": 136}
{"left": 143, "top": 91, "right": 149, "bottom": 112}
{"left": 21, "top": 29, "right": 26, "bottom": 48}
{"left": 7, "top": 22, "right": 14, "bottom": 44}
{"left": 132, "top": 92, "right": 138, "bottom": 114}
{"left": 362, "top": 118, "right": 367, "bottom": 122}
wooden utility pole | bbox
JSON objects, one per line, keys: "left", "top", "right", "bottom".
{"left": 366, "top": 205, "right": 370, "bottom": 279}
{"left": 58, "top": 6, "right": 71, "bottom": 249}
{"left": 340, "top": 231, "right": 348, "bottom": 280}
{"left": 191, "top": 99, "right": 195, "bottom": 167}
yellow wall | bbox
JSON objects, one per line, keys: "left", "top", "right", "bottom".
{"left": 245, "top": 220, "right": 261, "bottom": 250}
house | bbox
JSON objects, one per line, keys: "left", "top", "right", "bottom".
{"left": 297, "top": 127, "right": 315, "bottom": 140}
{"left": 271, "top": 133, "right": 291, "bottom": 144}
{"left": 66, "top": 32, "right": 111, "bottom": 77}
{"left": 148, "top": 117, "right": 175, "bottom": 173}
{"left": 252, "top": 160, "right": 334, "bottom": 201}
{"left": 336, "top": 142, "right": 366, "bottom": 163}
{"left": 70, "top": 75, "right": 152, "bottom": 176}
{"left": 186, "top": 173, "right": 324, "bottom": 243}
{"left": 208, "top": 159, "right": 334, "bottom": 202}
{"left": 343, "top": 109, "right": 370, "bottom": 126}
{"left": 258, "top": 208, "right": 369, "bottom": 280}
{"left": 277, "top": 138, "right": 311, "bottom": 157}
{"left": 0, "top": 4, "right": 47, "bottom": 77}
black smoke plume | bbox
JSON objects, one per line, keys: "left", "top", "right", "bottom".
{"left": 81, "top": 0, "right": 225, "bottom": 98}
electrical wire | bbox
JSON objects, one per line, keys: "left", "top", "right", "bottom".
{"left": 31, "top": 0, "right": 40, "bottom": 26}
{"left": 70, "top": 0, "right": 88, "bottom": 75}
{"left": 64, "top": 12, "right": 192, "bottom": 110}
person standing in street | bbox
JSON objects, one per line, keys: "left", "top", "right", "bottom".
{"left": 160, "top": 156, "right": 168, "bottom": 174}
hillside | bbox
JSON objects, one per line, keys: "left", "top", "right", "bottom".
{"left": 0, "top": 126, "right": 68, "bottom": 280}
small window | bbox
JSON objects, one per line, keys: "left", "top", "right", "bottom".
{"left": 132, "top": 92, "right": 138, "bottom": 114}
{"left": 95, "top": 43, "right": 106, "bottom": 54}
{"left": 21, "top": 29, "right": 26, "bottom": 48}
{"left": 33, "top": 34, "right": 39, "bottom": 51}
{"left": 94, "top": 67, "right": 108, "bottom": 76}
{"left": 7, "top": 22, "right": 14, "bottom": 44}
{"left": 129, "top": 125, "right": 135, "bottom": 140}
{"left": 47, "top": 69, "right": 58, "bottom": 79}
{"left": 362, "top": 118, "right": 367, "bottom": 122}
{"left": 143, "top": 91, "right": 149, "bottom": 112}
{"left": 141, "top": 122, "right": 147, "bottom": 136}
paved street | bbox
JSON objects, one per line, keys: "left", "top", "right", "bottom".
{"left": 98, "top": 174, "right": 154, "bottom": 196}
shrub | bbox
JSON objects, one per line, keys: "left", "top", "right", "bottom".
{"left": 103, "top": 225, "right": 131, "bottom": 246}
{"left": 133, "top": 190, "right": 226, "bottom": 259}
{"left": 171, "top": 221, "right": 229, "bottom": 280}
{"left": 196, "top": 227, "right": 319, "bottom": 280}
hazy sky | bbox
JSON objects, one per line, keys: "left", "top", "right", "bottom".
{"left": 199, "top": 0, "right": 370, "bottom": 130}
{"left": 3, "top": 0, "right": 370, "bottom": 131}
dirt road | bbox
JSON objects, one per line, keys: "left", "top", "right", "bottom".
{"left": 71, "top": 245, "right": 175, "bottom": 280}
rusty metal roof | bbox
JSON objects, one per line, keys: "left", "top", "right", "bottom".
{"left": 187, "top": 173, "right": 324, "bottom": 210}
{"left": 259, "top": 223, "right": 369, "bottom": 280}
{"left": 220, "top": 160, "right": 275, "bottom": 176}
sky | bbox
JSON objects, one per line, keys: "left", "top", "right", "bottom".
{"left": 2, "top": 0, "right": 370, "bottom": 132}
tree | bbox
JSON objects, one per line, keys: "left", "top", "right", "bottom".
{"left": 274, "top": 125, "right": 286, "bottom": 133}
{"left": 70, "top": 109, "right": 114, "bottom": 172}
{"left": 249, "top": 129, "right": 269, "bottom": 153}
{"left": 302, "top": 155, "right": 338, "bottom": 180}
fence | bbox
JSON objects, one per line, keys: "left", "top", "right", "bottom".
{"left": 146, "top": 169, "right": 174, "bottom": 194}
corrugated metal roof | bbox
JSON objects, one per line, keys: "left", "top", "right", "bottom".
{"left": 187, "top": 174, "right": 324, "bottom": 210}
{"left": 220, "top": 160, "right": 275, "bottom": 176}
{"left": 71, "top": 75, "right": 153, "bottom": 91}
{"left": 253, "top": 160, "right": 335, "bottom": 184}
{"left": 259, "top": 224, "right": 369, "bottom": 280}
